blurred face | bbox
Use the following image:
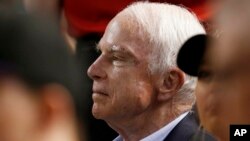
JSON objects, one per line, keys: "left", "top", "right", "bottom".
{"left": 87, "top": 16, "right": 156, "bottom": 122}
{"left": 0, "top": 75, "right": 39, "bottom": 141}
{"left": 195, "top": 33, "right": 250, "bottom": 141}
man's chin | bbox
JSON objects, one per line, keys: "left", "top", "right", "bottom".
{"left": 92, "top": 104, "right": 106, "bottom": 119}
{"left": 92, "top": 112, "right": 103, "bottom": 119}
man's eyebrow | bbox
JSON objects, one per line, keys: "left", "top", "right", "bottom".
{"left": 96, "top": 44, "right": 135, "bottom": 57}
{"left": 95, "top": 44, "right": 101, "bottom": 52}
{"left": 109, "top": 45, "right": 131, "bottom": 54}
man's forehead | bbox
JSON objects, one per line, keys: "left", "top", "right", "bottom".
{"left": 99, "top": 16, "right": 150, "bottom": 56}
{"left": 105, "top": 15, "right": 139, "bottom": 41}
{"left": 105, "top": 20, "right": 121, "bottom": 44}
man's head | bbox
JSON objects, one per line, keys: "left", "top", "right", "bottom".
{"left": 0, "top": 12, "right": 84, "bottom": 141}
{"left": 87, "top": 1, "right": 205, "bottom": 128}
{"left": 177, "top": 1, "right": 250, "bottom": 140}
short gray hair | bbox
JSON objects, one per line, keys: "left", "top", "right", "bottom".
{"left": 122, "top": 2, "right": 205, "bottom": 107}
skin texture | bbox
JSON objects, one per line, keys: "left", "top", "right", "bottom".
{"left": 87, "top": 13, "right": 185, "bottom": 141}
{"left": 88, "top": 15, "right": 154, "bottom": 121}
{"left": 195, "top": 20, "right": 250, "bottom": 141}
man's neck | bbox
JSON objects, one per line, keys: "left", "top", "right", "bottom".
{"left": 107, "top": 103, "right": 186, "bottom": 141}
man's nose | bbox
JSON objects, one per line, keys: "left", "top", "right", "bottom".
{"left": 87, "top": 57, "right": 107, "bottom": 80}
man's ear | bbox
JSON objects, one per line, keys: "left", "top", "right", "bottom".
{"left": 157, "top": 68, "right": 185, "bottom": 101}
{"left": 38, "top": 83, "right": 75, "bottom": 126}
{"left": 34, "top": 84, "right": 82, "bottom": 141}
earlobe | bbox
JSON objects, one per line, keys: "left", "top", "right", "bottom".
{"left": 38, "top": 84, "right": 74, "bottom": 125}
{"left": 168, "top": 69, "right": 185, "bottom": 91}
{"left": 157, "top": 69, "right": 185, "bottom": 101}
{"left": 33, "top": 84, "right": 80, "bottom": 141}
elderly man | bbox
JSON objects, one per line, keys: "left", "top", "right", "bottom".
{"left": 177, "top": 0, "right": 250, "bottom": 141}
{"left": 88, "top": 2, "right": 215, "bottom": 141}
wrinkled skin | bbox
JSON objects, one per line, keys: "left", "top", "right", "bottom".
{"left": 87, "top": 15, "right": 157, "bottom": 123}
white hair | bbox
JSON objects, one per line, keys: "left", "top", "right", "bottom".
{"left": 122, "top": 2, "right": 206, "bottom": 107}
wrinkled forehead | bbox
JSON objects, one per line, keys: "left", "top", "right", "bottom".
{"left": 104, "top": 13, "right": 145, "bottom": 43}
{"left": 100, "top": 13, "right": 151, "bottom": 56}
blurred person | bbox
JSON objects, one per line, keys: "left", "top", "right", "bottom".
{"left": 87, "top": 2, "right": 216, "bottom": 141}
{"left": 177, "top": 1, "right": 250, "bottom": 141}
{"left": 0, "top": 12, "right": 85, "bottom": 141}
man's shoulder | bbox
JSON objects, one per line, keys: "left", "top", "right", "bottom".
{"left": 163, "top": 112, "right": 217, "bottom": 141}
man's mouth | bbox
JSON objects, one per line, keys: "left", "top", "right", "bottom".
{"left": 92, "top": 90, "right": 109, "bottom": 96}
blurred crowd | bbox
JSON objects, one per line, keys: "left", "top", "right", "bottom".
{"left": 0, "top": 0, "right": 249, "bottom": 141}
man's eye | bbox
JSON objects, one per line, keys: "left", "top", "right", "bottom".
{"left": 111, "top": 55, "right": 125, "bottom": 66}
{"left": 110, "top": 54, "right": 136, "bottom": 66}
{"left": 216, "top": 70, "right": 233, "bottom": 82}
{"left": 198, "top": 70, "right": 213, "bottom": 81}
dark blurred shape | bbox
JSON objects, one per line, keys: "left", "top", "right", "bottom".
{"left": 0, "top": 15, "right": 76, "bottom": 90}
{"left": 177, "top": 34, "right": 208, "bottom": 76}
{"left": 0, "top": 11, "right": 86, "bottom": 141}
{"left": 0, "top": 10, "right": 87, "bottom": 113}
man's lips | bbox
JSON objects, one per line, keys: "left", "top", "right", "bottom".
{"left": 92, "top": 83, "right": 108, "bottom": 96}
{"left": 92, "top": 90, "right": 109, "bottom": 96}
